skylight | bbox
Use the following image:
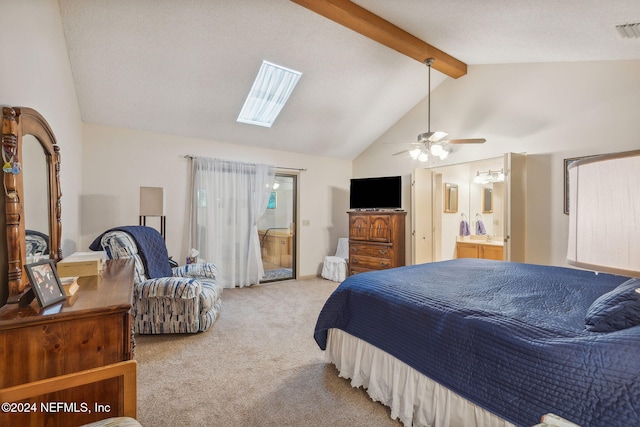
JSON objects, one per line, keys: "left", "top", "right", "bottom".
{"left": 237, "top": 60, "right": 302, "bottom": 128}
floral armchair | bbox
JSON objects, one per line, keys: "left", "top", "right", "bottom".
{"left": 89, "top": 226, "right": 223, "bottom": 334}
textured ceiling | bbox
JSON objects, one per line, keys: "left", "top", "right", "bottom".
{"left": 58, "top": 0, "right": 640, "bottom": 160}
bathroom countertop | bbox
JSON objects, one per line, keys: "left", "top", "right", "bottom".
{"left": 456, "top": 236, "right": 504, "bottom": 246}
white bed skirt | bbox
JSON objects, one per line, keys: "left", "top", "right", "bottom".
{"left": 325, "top": 328, "right": 516, "bottom": 427}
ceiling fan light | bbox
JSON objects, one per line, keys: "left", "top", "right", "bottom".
{"left": 430, "top": 143, "right": 444, "bottom": 156}
{"left": 409, "top": 148, "right": 422, "bottom": 159}
{"left": 438, "top": 150, "right": 449, "bottom": 160}
{"left": 418, "top": 151, "right": 429, "bottom": 162}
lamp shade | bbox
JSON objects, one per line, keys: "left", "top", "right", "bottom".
{"left": 567, "top": 150, "right": 640, "bottom": 277}
{"left": 140, "top": 187, "right": 164, "bottom": 216}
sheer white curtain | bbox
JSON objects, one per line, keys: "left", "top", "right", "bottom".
{"left": 190, "top": 157, "right": 275, "bottom": 288}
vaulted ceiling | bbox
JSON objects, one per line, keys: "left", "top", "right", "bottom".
{"left": 58, "top": 0, "right": 640, "bottom": 160}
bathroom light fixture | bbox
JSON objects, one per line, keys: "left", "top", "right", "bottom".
{"left": 473, "top": 169, "right": 504, "bottom": 184}
{"left": 237, "top": 60, "right": 303, "bottom": 128}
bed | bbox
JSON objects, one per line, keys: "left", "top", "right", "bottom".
{"left": 314, "top": 258, "right": 640, "bottom": 427}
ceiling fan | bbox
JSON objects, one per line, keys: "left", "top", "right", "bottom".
{"left": 393, "top": 58, "right": 486, "bottom": 162}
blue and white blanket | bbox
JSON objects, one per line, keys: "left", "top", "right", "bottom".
{"left": 314, "top": 259, "right": 640, "bottom": 426}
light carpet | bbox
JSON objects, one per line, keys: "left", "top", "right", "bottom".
{"left": 135, "top": 277, "right": 402, "bottom": 426}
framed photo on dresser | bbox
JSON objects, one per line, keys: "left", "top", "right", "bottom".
{"left": 25, "top": 259, "right": 66, "bottom": 308}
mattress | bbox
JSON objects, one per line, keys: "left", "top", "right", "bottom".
{"left": 314, "top": 259, "right": 640, "bottom": 426}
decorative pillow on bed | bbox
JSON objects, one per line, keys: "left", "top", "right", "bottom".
{"left": 585, "top": 278, "right": 640, "bottom": 332}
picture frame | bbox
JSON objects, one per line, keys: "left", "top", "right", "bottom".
{"left": 24, "top": 259, "right": 66, "bottom": 308}
{"left": 563, "top": 155, "right": 595, "bottom": 215}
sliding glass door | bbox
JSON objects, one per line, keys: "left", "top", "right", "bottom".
{"left": 259, "top": 173, "right": 297, "bottom": 282}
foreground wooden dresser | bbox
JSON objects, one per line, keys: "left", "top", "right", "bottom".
{"left": 0, "top": 259, "right": 135, "bottom": 426}
{"left": 348, "top": 211, "right": 406, "bottom": 275}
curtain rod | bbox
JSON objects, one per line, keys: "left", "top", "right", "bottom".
{"left": 183, "top": 155, "right": 307, "bottom": 172}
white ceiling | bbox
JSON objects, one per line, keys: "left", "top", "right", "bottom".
{"left": 58, "top": 0, "right": 640, "bottom": 160}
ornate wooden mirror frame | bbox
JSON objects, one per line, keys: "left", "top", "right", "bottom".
{"left": 2, "top": 106, "right": 62, "bottom": 297}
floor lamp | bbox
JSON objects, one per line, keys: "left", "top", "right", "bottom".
{"left": 139, "top": 186, "right": 166, "bottom": 239}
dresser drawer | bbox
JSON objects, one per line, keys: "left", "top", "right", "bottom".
{"left": 350, "top": 243, "right": 393, "bottom": 259}
{"left": 350, "top": 255, "right": 394, "bottom": 270}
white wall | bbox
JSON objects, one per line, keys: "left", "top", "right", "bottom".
{"left": 355, "top": 60, "right": 640, "bottom": 267}
{"left": 0, "top": 0, "right": 83, "bottom": 255}
{"left": 80, "top": 124, "right": 351, "bottom": 278}
{"left": 0, "top": 0, "right": 83, "bottom": 302}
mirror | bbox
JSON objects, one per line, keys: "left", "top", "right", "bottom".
{"left": 2, "top": 106, "right": 62, "bottom": 297}
{"left": 444, "top": 183, "right": 458, "bottom": 213}
{"left": 482, "top": 187, "right": 493, "bottom": 213}
{"left": 23, "top": 135, "right": 51, "bottom": 261}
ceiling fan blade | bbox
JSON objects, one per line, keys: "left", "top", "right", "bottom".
{"left": 447, "top": 138, "right": 486, "bottom": 144}
{"left": 392, "top": 149, "right": 411, "bottom": 156}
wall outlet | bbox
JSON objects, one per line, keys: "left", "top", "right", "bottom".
{"left": 302, "top": 219, "right": 311, "bottom": 226}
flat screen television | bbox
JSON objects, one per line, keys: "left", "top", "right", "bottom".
{"left": 349, "top": 176, "right": 402, "bottom": 210}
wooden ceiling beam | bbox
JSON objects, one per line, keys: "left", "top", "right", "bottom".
{"left": 291, "top": 0, "right": 467, "bottom": 78}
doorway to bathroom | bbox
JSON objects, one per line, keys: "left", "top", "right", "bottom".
{"left": 259, "top": 173, "right": 297, "bottom": 283}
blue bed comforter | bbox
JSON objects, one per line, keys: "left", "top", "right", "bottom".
{"left": 314, "top": 259, "right": 640, "bottom": 426}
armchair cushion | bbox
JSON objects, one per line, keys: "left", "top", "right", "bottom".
{"left": 172, "top": 262, "right": 218, "bottom": 279}
{"left": 136, "top": 277, "right": 202, "bottom": 299}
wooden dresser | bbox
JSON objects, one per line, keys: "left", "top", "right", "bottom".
{"left": 0, "top": 259, "right": 135, "bottom": 426}
{"left": 348, "top": 211, "right": 406, "bottom": 275}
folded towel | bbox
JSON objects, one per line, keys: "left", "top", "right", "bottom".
{"left": 476, "top": 220, "right": 487, "bottom": 235}
{"left": 460, "top": 220, "right": 471, "bottom": 236}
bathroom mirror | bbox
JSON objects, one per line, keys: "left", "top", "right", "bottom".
{"left": 482, "top": 187, "right": 493, "bottom": 213}
{"left": 2, "top": 106, "right": 62, "bottom": 297}
{"left": 444, "top": 183, "right": 458, "bottom": 213}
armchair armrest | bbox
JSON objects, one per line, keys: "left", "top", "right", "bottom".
{"left": 172, "top": 262, "right": 218, "bottom": 279}
{"left": 136, "top": 277, "right": 202, "bottom": 299}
